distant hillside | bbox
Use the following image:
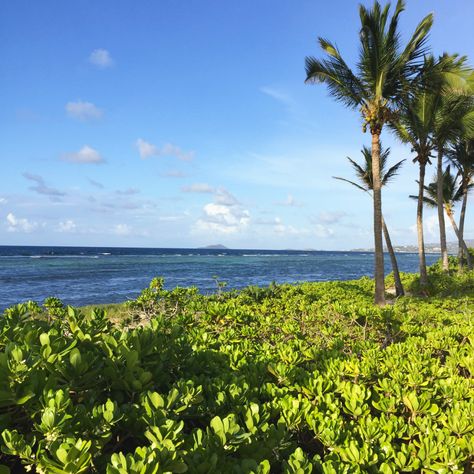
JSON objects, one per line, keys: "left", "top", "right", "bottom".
{"left": 200, "top": 244, "right": 229, "bottom": 250}
{"left": 352, "top": 240, "right": 474, "bottom": 253}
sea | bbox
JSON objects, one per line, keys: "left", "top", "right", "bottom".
{"left": 0, "top": 246, "right": 439, "bottom": 310}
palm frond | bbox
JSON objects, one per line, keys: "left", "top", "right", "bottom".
{"left": 305, "top": 39, "right": 366, "bottom": 108}
{"left": 333, "top": 176, "right": 370, "bottom": 193}
{"left": 382, "top": 159, "right": 406, "bottom": 186}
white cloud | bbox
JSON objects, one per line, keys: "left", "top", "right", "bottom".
{"left": 57, "top": 220, "right": 76, "bottom": 233}
{"left": 136, "top": 138, "right": 194, "bottom": 161}
{"left": 182, "top": 183, "right": 215, "bottom": 193}
{"left": 66, "top": 100, "right": 103, "bottom": 120}
{"left": 136, "top": 138, "right": 159, "bottom": 158}
{"left": 0, "top": 197, "right": 7, "bottom": 205}
{"left": 114, "top": 223, "right": 132, "bottom": 235}
{"left": 61, "top": 145, "right": 104, "bottom": 164}
{"left": 89, "top": 49, "right": 113, "bottom": 68}
{"left": 6, "top": 213, "right": 38, "bottom": 233}
{"left": 194, "top": 188, "right": 249, "bottom": 234}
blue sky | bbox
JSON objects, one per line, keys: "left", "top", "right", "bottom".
{"left": 1, "top": 0, "right": 473, "bottom": 249}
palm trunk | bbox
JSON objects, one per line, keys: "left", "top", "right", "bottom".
{"left": 371, "top": 132, "right": 385, "bottom": 305}
{"left": 417, "top": 161, "right": 428, "bottom": 287}
{"left": 445, "top": 207, "right": 472, "bottom": 269}
{"left": 437, "top": 148, "right": 449, "bottom": 271}
{"left": 458, "top": 181, "right": 468, "bottom": 268}
{"left": 382, "top": 216, "right": 404, "bottom": 297}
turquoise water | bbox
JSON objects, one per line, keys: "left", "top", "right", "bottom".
{"left": 0, "top": 246, "right": 438, "bottom": 309}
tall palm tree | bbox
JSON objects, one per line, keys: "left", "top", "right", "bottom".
{"left": 334, "top": 145, "right": 405, "bottom": 296}
{"left": 391, "top": 55, "right": 471, "bottom": 286}
{"left": 305, "top": 0, "right": 433, "bottom": 305}
{"left": 447, "top": 139, "right": 474, "bottom": 266}
{"left": 432, "top": 87, "right": 474, "bottom": 271}
{"left": 410, "top": 166, "right": 474, "bottom": 269}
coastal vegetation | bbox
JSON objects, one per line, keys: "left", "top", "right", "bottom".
{"left": 333, "top": 144, "right": 405, "bottom": 296}
{"left": 1, "top": 265, "right": 473, "bottom": 473}
{"left": 1, "top": 1, "right": 474, "bottom": 472}
{"left": 305, "top": 0, "right": 474, "bottom": 303}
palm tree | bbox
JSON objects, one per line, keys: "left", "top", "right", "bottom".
{"left": 305, "top": 0, "right": 433, "bottom": 305}
{"left": 432, "top": 87, "right": 474, "bottom": 272}
{"left": 391, "top": 55, "right": 471, "bottom": 286}
{"left": 410, "top": 166, "right": 473, "bottom": 269}
{"left": 447, "top": 139, "right": 474, "bottom": 266}
{"left": 334, "top": 145, "right": 405, "bottom": 296}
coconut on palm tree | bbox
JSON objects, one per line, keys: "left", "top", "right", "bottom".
{"left": 334, "top": 145, "right": 405, "bottom": 296}
{"left": 447, "top": 139, "right": 474, "bottom": 266}
{"left": 305, "top": 0, "right": 433, "bottom": 305}
{"left": 410, "top": 166, "right": 473, "bottom": 269}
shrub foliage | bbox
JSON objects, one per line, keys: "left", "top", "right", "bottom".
{"left": 0, "top": 274, "right": 473, "bottom": 472}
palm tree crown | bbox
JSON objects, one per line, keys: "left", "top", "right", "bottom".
{"left": 411, "top": 166, "right": 471, "bottom": 212}
{"left": 447, "top": 139, "right": 474, "bottom": 185}
{"left": 334, "top": 145, "right": 405, "bottom": 192}
{"left": 305, "top": 0, "right": 433, "bottom": 133}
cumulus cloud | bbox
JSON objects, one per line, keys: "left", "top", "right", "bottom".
{"left": 89, "top": 49, "right": 113, "bottom": 68}
{"left": 6, "top": 213, "right": 38, "bottom": 233}
{"left": 66, "top": 100, "right": 103, "bottom": 120}
{"left": 181, "top": 183, "right": 215, "bottom": 194}
{"left": 61, "top": 145, "right": 105, "bottom": 164}
{"left": 23, "top": 173, "right": 66, "bottom": 200}
{"left": 194, "top": 188, "right": 249, "bottom": 234}
{"left": 57, "top": 220, "right": 76, "bottom": 233}
{"left": 136, "top": 138, "right": 194, "bottom": 161}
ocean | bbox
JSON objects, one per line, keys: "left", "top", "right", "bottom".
{"left": 0, "top": 246, "right": 438, "bottom": 310}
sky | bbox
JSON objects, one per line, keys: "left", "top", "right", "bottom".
{"left": 1, "top": 0, "right": 474, "bottom": 250}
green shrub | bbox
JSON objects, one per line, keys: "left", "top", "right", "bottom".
{"left": 1, "top": 274, "right": 473, "bottom": 472}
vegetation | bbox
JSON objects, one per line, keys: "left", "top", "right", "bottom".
{"left": 305, "top": 0, "right": 434, "bottom": 304}
{"left": 333, "top": 144, "right": 405, "bottom": 296}
{"left": 305, "top": 0, "right": 474, "bottom": 301}
{"left": 1, "top": 270, "right": 473, "bottom": 473}
{"left": 447, "top": 139, "right": 474, "bottom": 266}
{"left": 410, "top": 166, "right": 474, "bottom": 269}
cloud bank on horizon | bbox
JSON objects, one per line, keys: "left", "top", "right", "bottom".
{"left": 1, "top": 0, "right": 473, "bottom": 249}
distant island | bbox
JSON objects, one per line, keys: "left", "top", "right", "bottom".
{"left": 351, "top": 240, "right": 472, "bottom": 254}
{"left": 200, "top": 244, "right": 229, "bottom": 250}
